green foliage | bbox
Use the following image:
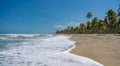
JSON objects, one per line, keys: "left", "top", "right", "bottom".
{"left": 86, "top": 12, "right": 92, "bottom": 20}
{"left": 56, "top": 5, "right": 120, "bottom": 34}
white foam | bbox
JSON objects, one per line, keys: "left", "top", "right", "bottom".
{"left": 0, "top": 35, "right": 103, "bottom": 66}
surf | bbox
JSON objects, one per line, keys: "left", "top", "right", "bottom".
{"left": 0, "top": 34, "right": 103, "bottom": 66}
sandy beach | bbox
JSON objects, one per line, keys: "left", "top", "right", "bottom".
{"left": 70, "top": 34, "right": 120, "bottom": 66}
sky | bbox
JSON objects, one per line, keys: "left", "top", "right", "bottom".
{"left": 0, "top": 0, "right": 120, "bottom": 34}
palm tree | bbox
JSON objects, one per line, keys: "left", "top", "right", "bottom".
{"left": 56, "top": 5, "right": 120, "bottom": 34}
{"left": 87, "top": 21, "right": 91, "bottom": 29}
{"left": 98, "top": 20, "right": 103, "bottom": 29}
{"left": 92, "top": 17, "right": 98, "bottom": 27}
{"left": 112, "top": 16, "right": 117, "bottom": 28}
{"left": 117, "top": 4, "right": 120, "bottom": 18}
{"left": 104, "top": 16, "right": 109, "bottom": 31}
{"left": 98, "top": 20, "right": 105, "bottom": 33}
{"left": 118, "top": 18, "right": 120, "bottom": 26}
{"left": 117, "top": 4, "right": 120, "bottom": 33}
{"left": 86, "top": 12, "right": 92, "bottom": 21}
{"left": 107, "top": 9, "right": 117, "bottom": 29}
{"left": 91, "top": 17, "right": 99, "bottom": 33}
{"left": 70, "top": 26, "right": 74, "bottom": 33}
{"left": 80, "top": 23, "right": 85, "bottom": 33}
{"left": 74, "top": 27, "right": 80, "bottom": 34}
{"left": 67, "top": 26, "right": 70, "bottom": 31}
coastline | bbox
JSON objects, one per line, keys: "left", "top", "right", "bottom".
{"left": 55, "top": 34, "right": 103, "bottom": 66}
{"left": 69, "top": 34, "right": 120, "bottom": 66}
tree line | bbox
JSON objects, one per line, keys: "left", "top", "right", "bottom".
{"left": 56, "top": 5, "right": 120, "bottom": 34}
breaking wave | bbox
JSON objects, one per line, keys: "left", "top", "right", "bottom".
{"left": 0, "top": 34, "right": 103, "bottom": 66}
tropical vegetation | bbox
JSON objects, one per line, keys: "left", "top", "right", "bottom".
{"left": 56, "top": 5, "right": 120, "bottom": 34}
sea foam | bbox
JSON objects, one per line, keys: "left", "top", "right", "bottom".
{"left": 0, "top": 34, "right": 103, "bottom": 66}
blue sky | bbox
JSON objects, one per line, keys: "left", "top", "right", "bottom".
{"left": 0, "top": 0, "right": 120, "bottom": 34}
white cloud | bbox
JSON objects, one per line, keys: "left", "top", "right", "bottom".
{"left": 54, "top": 25, "right": 66, "bottom": 30}
{"left": 67, "top": 22, "right": 80, "bottom": 28}
{"left": 54, "top": 22, "right": 83, "bottom": 30}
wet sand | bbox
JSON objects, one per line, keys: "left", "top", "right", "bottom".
{"left": 70, "top": 34, "right": 120, "bottom": 66}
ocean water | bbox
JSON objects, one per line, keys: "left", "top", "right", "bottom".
{"left": 0, "top": 34, "right": 103, "bottom": 66}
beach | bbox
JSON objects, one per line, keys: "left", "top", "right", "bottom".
{"left": 70, "top": 34, "right": 120, "bottom": 66}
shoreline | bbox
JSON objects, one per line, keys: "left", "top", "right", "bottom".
{"left": 56, "top": 34, "right": 103, "bottom": 66}
{"left": 69, "top": 34, "right": 120, "bottom": 66}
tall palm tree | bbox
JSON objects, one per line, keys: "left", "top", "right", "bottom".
{"left": 98, "top": 20, "right": 105, "bottom": 33}
{"left": 98, "top": 20, "right": 103, "bottom": 29}
{"left": 86, "top": 12, "right": 92, "bottom": 21}
{"left": 91, "top": 17, "right": 99, "bottom": 33}
{"left": 104, "top": 16, "right": 109, "bottom": 31}
{"left": 107, "top": 9, "right": 117, "bottom": 29}
{"left": 117, "top": 4, "right": 120, "bottom": 18}
{"left": 86, "top": 12, "right": 92, "bottom": 32}
{"left": 118, "top": 18, "right": 120, "bottom": 26}
{"left": 87, "top": 21, "right": 91, "bottom": 29}
{"left": 117, "top": 4, "right": 120, "bottom": 32}
{"left": 112, "top": 16, "right": 117, "bottom": 28}
{"left": 92, "top": 17, "right": 98, "bottom": 27}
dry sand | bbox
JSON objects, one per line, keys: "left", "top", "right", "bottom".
{"left": 70, "top": 34, "right": 120, "bottom": 66}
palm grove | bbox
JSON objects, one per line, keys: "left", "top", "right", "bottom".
{"left": 56, "top": 5, "right": 120, "bottom": 34}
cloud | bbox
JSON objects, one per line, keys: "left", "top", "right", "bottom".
{"left": 54, "top": 22, "right": 82, "bottom": 30}
{"left": 67, "top": 22, "right": 80, "bottom": 27}
{"left": 54, "top": 25, "right": 66, "bottom": 30}
{"left": 54, "top": 22, "right": 84, "bottom": 30}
